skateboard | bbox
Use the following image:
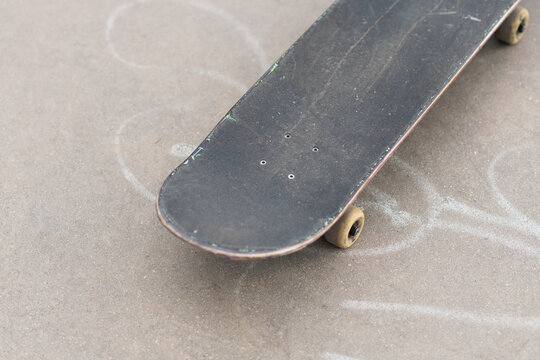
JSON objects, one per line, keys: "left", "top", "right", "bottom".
{"left": 156, "top": 0, "right": 529, "bottom": 259}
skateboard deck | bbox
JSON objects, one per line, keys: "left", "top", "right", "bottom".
{"left": 157, "top": 0, "right": 526, "bottom": 259}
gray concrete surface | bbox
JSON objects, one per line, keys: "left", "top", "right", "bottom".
{"left": 1, "top": 0, "right": 539, "bottom": 358}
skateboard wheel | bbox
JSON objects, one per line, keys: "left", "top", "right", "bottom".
{"left": 324, "top": 206, "right": 365, "bottom": 249}
{"left": 495, "top": 6, "right": 529, "bottom": 45}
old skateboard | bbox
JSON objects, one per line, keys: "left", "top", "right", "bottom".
{"left": 157, "top": 0, "right": 529, "bottom": 259}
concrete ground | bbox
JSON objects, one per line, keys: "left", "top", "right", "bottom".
{"left": 1, "top": 0, "right": 539, "bottom": 358}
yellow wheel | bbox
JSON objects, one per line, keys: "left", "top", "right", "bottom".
{"left": 324, "top": 206, "right": 365, "bottom": 249}
{"left": 495, "top": 6, "right": 529, "bottom": 45}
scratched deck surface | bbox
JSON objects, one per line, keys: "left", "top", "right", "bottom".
{"left": 157, "top": 0, "right": 519, "bottom": 257}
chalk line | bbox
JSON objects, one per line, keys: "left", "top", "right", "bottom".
{"left": 435, "top": 219, "right": 540, "bottom": 258}
{"left": 115, "top": 105, "right": 188, "bottom": 202}
{"left": 487, "top": 145, "right": 540, "bottom": 238}
{"left": 321, "top": 352, "right": 364, "bottom": 360}
{"left": 350, "top": 157, "right": 442, "bottom": 256}
{"left": 342, "top": 300, "right": 540, "bottom": 330}
{"left": 114, "top": 70, "right": 246, "bottom": 202}
{"left": 170, "top": 143, "right": 197, "bottom": 158}
{"left": 363, "top": 187, "right": 422, "bottom": 227}
{"left": 442, "top": 197, "right": 538, "bottom": 238}
{"left": 193, "top": 69, "right": 248, "bottom": 93}
{"left": 105, "top": 0, "right": 269, "bottom": 71}
{"left": 349, "top": 147, "right": 539, "bottom": 258}
{"left": 187, "top": 0, "right": 269, "bottom": 70}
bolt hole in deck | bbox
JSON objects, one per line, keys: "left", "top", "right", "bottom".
{"left": 260, "top": 160, "right": 267, "bottom": 165}
{"left": 288, "top": 174, "right": 295, "bottom": 180}
{"left": 284, "top": 133, "right": 292, "bottom": 139}
{"left": 312, "top": 147, "right": 319, "bottom": 152}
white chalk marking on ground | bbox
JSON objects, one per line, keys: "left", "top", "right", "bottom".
{"left": 350, "top": 145, "right": 539, "bottom": 258}
{"left": 435, "top": 219, "right": 540, "bottom": 258}
{"left": 114, "top": 70, "right": 246, "bottom": 201}
{"left": 106, "top": 2, "right": 151, "bottom": 69}
{"left": 363, "top": 187, "right": 422, "bottom": 227}
{"left": 487, "top": 145, "right": 540, "bottom": 238}
{"left": 441, "top": 197, "right": 534, "bottom": 237}
{"left": 106, "top": 0, "right": 269, "bottom": 71}
{"left": 351, "top": 157, "right": 442, "bottom": 256}
{"left": 342, "top": 300, "right": 540, "bottom": 330}
{"left": 194, "top": 68, "right": 248, "bottom": 93}
{"left": 186, "top": 0, "right": 270, "bottom": 70}
{"left": 321, "top": 352, "right": 364, "bottom": 360}
{"left": 115, "top": 106, "right": 188, "bottom": 202}
{"left": 170, "top": 143, "right": 197, "bottom": 158}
